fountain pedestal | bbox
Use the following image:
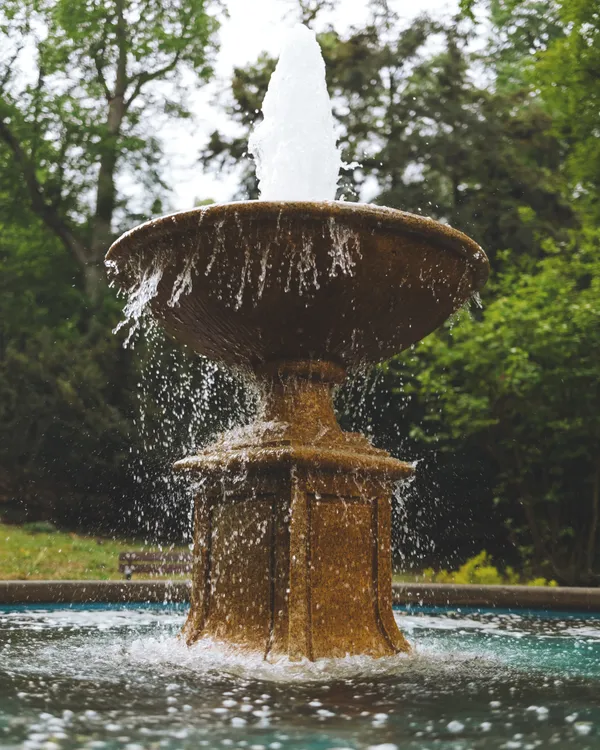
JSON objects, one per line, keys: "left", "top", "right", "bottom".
{"left": 176, "top": 361, "right": 412, "bottom": 659}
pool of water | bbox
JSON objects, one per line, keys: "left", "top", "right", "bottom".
{"left": 1, "top": 603, "right": 599, "bottom": 749}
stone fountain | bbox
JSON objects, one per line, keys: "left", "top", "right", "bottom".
{"left": 106, "top": 26, "right": 488, "bottom": 662}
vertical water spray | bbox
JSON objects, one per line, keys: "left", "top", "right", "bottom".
{"left": 249, "top": 24, "right": 341, "bottom": 201}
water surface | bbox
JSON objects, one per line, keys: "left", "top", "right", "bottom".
{"left": 1, "top": 603, "right": 599, "bottom": 749}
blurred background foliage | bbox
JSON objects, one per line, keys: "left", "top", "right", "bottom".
{"left": 0, "top": 0, "right": 598, "bottom": 584}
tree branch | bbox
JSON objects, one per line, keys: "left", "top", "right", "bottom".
{"left": 92, "top": 49, "right": 111, "bottom": 100}
{"left": 0, "top": 116, "right": 89, "bottom": 267}
{"left": 124, "top": 54, "right": 182, "bottom": 110}
{"left": 295, "top": 0, "right": 336, "bottom": 25}
{"left": 123, "top": 9, "right": 196, "bottom": 110}
{"left": 0, "top": 47, "right": 24, "bottom": 92}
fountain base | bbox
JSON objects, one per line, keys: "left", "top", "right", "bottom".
{"left": 176, "top": 361, "right": 412, "bottom": 660}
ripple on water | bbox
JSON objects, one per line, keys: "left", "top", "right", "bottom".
{"left": 2, "top": 604, "right": 600, "bottom": 749}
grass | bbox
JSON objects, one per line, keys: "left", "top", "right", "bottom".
{"left": 0, "top": 523, "right": 551, "bottom": 586}
{"left": 0, "top": 522, "right": 189, "bottom": 580}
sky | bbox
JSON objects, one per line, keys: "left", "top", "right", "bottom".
{"left": 164, "top": 0, "right": 460, "bottom": 211}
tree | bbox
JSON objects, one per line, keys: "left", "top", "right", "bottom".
{"left": 469, "top": 0, "right": 600, "bottom": 220}
{"left": 0, "top": 189, "right": 132, "bottom": 527}
{"left": 0, "top": 0, "right": 222, "bottom": 533}
{"left": 530, "top": 0, "right": 600, "bottom": 221}
{"left": 412, "top": 232, "right": 600, "bottom": 584}
{"left": 0, "top": 0, "right": 219, "bottom": 302}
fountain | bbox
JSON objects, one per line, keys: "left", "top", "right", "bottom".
{"left": 105, "top": 25, "right": 489, "bottom": 661}
{"left": 4, "top": 26, "right": 600, "bottom": 750}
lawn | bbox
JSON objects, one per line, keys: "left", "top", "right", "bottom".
{"left": 0, "top": 522, "right": 189, "bottom": 580}
{"left": 0, "top": 523, "right": 553, "bottom": 585}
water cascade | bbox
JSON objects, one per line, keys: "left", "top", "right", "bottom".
{"left": 106, "top": 25, "right": 489, "bottom": 661}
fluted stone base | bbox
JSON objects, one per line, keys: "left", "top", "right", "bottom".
{"left": 176, "top": 361, "right": 412, "bottom": 660}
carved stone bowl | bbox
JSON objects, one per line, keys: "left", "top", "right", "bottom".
{"left": 105, "top": 201, "right": 489, "bottom": 369}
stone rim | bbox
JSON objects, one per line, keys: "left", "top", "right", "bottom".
{"left": 106, "top": 200, "right": 489, "bottom": 292}
{"left": 106, "top": 200, "right": 490, "bottom": 368}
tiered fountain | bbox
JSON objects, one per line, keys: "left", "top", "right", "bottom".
{"left": 106, "top": 25, "right": 488, "bottom": 662}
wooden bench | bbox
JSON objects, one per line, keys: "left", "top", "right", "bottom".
{"left": 119, "top": 551, "right": 193, "bottom": 580}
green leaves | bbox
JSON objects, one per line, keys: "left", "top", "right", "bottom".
{"left": 0, "top": 0, "right": 220, "bottom": 299}
{"left": 0, "top": 0, "right": 221, "bottom": 529}
{"left": 412, "top": 231, "right": 600, "bottom": 582}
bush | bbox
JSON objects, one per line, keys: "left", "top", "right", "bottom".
{"left": 423, "top": 551, "right": 557, "bottom": 586}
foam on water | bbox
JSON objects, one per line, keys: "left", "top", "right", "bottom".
{"left": 124, "top": 633, "right": 413, "bottom": 685}
{"left": 249, "top": 24, "right": 341, "bottom": 201}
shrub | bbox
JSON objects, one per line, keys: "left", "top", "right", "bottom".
{"left": 423, "top": 551, "right": 557, "bottom": 586}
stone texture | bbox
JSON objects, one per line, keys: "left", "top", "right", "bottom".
{"left": 106, "top": 201, "right": 488, "bottom": 369}
{"left": 177, "top": 362, "right": 412, "bottom": 659}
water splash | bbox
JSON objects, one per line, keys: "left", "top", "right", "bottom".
{"left": 113, "top": 262, "right": 163, "bottom": 345}
{"left": 327, "top": 217, "right": 361, "bottom": 278}
{"left": 168, "top": 254, "right": 196, "bottom": 308}
{"left": 249, "top": 24, "right": 341, "bottom": 201}
{"left": 128, "top": 324, "right": 258, "bottom": 541}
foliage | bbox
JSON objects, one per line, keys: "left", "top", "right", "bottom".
{"left": 471, "top": 0, "right": 600, "bottom": 220}
{"left": 411, "top": 231, "right": 600, "bottom": 584}
{"left": 0, "top": 184, "right": 136, "bottom": 525}
{"left": 0, "top": 0, "right": 219, "bottom": 299}
{"left": 0, "top": 521, "right": 187, "bottom": 579}
{"left": 528, "top": 0, "right": 600, "bottom": 221}
{"left": 423, "top": 550, "right": 557, "bottom": 586}
{"left": 0, "top": 0, "right": 221, "bottom": 532}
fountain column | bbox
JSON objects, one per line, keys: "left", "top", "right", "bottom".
{"left": 177, "top": 360, "right": 412, "bottom": 659}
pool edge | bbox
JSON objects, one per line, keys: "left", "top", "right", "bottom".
{"left": 1, "top": 580, "right": 599, "bottom": 611}
{"left": 393, "top": 582, "right": 600, "bottom": 612}
{"left": 0, "top": 580, "right": 191, "bottom": 604}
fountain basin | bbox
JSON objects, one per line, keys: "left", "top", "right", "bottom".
{"left": 2, "top": 602, "right": 599, "bottom": 749}
{"left": 105, "top": 201, "right": 488, "bottom": 368}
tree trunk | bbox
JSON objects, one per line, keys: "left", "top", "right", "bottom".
{"left": 88, "top": 0, "right": 128, "bottom": 304}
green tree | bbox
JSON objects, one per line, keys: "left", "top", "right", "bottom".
{"left": 531, "top": 0, "right": 600, "bottom": 221}
{"left": 0, "top": 0, "right": 221, "bottom": 532}
{"left": 412, "top": 232, "right": 600, "bottom": 584}
{"left": 0, "top": 0, "right": 219, "bottom": 302}
{"left": 0, "top": 167, "right": 135, "bottom": 526}
{"left": 470, "top": 0, "right": 600, "bottom": 219}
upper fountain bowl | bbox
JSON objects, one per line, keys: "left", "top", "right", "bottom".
{"left": 105, "top": 201, "right": 489, "bottom": 370}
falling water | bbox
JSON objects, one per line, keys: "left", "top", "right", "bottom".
{"left": 128, "top": 324, "right": 258, "bottom": 541}
{"left": 248, "top": 24, "right": 341, "bottom": 201}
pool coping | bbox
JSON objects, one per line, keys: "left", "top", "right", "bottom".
{"left": 393, "top": 582, "right": 600, "bottom": 611}
{"left": 0, "top": 580, "right": 191, "bottom": 604}
{"left": 1, "top": 580, "right": 600, "bottom": 610}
